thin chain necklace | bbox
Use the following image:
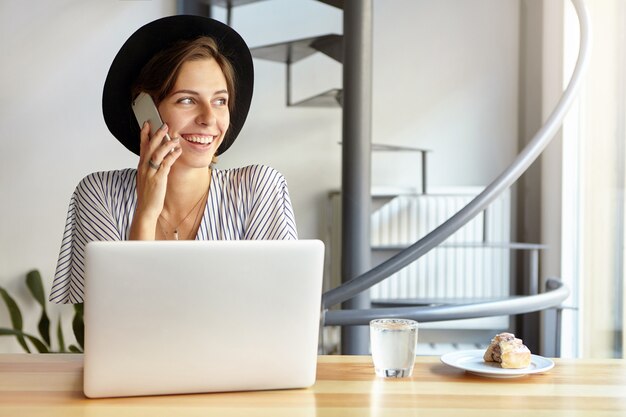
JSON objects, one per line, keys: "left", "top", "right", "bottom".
{"left": 158, "top": 169, "right": 212, "bottom": 240}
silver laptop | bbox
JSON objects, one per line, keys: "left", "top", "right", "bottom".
{"left": 83, "top": 240, "right": 324, "bottom": 398}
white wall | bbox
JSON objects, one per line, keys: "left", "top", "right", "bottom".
{"left": 371, "top": 0, "right": 519, "bottom": 189}
{"left": 0, "top": 0, "right": 519, "bottom": 352}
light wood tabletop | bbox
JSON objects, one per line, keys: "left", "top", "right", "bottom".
{"left": 1, "top": 354, "right": 625, "bottom": 416}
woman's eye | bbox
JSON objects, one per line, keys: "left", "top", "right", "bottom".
{"left": 214, "top": 98, "right": 227, "bottom": 106}
{"left": 177, "top": 97, "right": 194, "bottom": 104}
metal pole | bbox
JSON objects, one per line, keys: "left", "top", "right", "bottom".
{"left": 226, "top": 1, "right": 232, "bottom": 26}
{"left": 341, "top": 0, "right": 373, "bottom": 354}
{"left": 176, "top": 0, "right": 211, "bottom": 17}
{"left": 523, "top": 248, "right": 541, "bottom": 352}
{"left": 286, "top": 58, "right": 292, "bottom": 107}
{"left": 529, "top": 249, "right": 539, "bottom": 295}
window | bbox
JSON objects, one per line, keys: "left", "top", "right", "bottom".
{"left": 561, "top": 0, "right": 625, "bottom": 358}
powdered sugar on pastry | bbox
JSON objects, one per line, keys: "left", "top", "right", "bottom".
{"left": 484, "top": 332, "right": 531, "bottom": 369}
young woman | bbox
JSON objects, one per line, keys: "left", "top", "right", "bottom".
{"left": 50, "top": 16, "right": 297, "bottom": 304}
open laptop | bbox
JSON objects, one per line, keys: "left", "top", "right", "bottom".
{"left": 83, "top": 240, "right": 324, "bottom": 398}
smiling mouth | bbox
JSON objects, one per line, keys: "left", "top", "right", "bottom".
{"left": 182, "top": 135, "right": 216, "bottom": 145}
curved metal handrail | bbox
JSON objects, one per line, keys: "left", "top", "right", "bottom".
{"left": 324, "top": 278, "right": 569, "bottom": 326}
{"left": 321, "top": 0, "right": 591, "bottom": 311}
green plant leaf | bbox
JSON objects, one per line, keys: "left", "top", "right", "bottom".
{"left": 68, "top": 344, "right": 82, "bottom": 353}
{"left": 0, "top": 328, "right": 49, "bottom": 353}
{"left": 57, "top": 318, "right": 66, "bottom": 353}
{"left": 0, "top": 287, "right": 30, "bottom": 353}
{"left": 73, "top": 303, "right": 84, "bottom": 350}
{"left": 37, "top": 313, "right": 51, "bottom": 347}
{"left": 25, "top": 270, "right": 46, "bottom": 307}
{"left": 26, "top": 270, "right": 51, "bottom": 347}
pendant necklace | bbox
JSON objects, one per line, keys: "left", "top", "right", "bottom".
{"left": 159, "top": 170, "right": 212, "bottom": 240}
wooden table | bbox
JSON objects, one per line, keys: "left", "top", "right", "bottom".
{"left": 1, "top": 354, "right": 625, "bottom": 416}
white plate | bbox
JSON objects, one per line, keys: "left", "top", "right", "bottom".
{"left": 440, "top": 349, "right": 555, "bottom": 378}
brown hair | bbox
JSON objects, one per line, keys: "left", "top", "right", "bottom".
{"left": 132, "top": 36, "right": 236, "bottom": 114}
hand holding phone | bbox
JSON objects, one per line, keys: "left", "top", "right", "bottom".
{"left": 132, "top": 92, "right": 171, "bottom": 141}
{"left": 129, "top": 91, "right": 182, "bottom": 239}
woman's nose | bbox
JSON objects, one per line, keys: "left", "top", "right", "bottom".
{"left": 196, "top": 104, "right": 215, "bottom": 126}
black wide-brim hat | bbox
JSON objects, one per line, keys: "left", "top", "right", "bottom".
{"left": 102, "top": 15, "right": 253, "bottom": 156}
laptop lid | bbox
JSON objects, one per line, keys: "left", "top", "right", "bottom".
{"left": 83, "top": 240, "right": 324, "bottom": 398}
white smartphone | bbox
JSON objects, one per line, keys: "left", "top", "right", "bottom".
{"left": 131, "top": 92, "right": 171, "bottom": 140}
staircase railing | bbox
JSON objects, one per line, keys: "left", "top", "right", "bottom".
{"left": 321, "top": 0, "right": 591, "bottom": 326}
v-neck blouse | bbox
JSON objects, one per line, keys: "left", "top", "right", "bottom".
{"left": 50, "top": 164, "right": 298, "bottom": 304}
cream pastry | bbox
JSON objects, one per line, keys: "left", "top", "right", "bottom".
{"left": 483, "top": 332, "right": 531, "bottom": 369}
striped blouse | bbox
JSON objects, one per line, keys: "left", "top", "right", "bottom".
{"left": 50, "top": 165, "right": 298, "bottom": 304}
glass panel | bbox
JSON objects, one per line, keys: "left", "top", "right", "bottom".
{"left": 562, "top": 0, "right": 625, "bottom": 359}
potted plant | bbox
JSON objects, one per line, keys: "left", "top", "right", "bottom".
{"left": 0, "top": 270, "right": 83, "bottom": 353}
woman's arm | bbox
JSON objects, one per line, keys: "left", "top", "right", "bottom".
{"left": 243, "top": 165, "right": 298, "bottom": 240}
{"left": 50, "top": 171, "right": 130, "bottom": 304}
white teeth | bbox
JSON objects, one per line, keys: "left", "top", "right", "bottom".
{"left": 184, "top": 136, "right": 214, "bottom": 144}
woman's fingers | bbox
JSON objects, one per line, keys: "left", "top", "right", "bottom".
{"left": 150, "top": 138, "right": 180, "bottom": 165}
{"left": 154, "top": 146, "right": 183, "bottom": 176}
{"left": 147, "top": 136, "right": 180, "bottom": 172}
{"left": 140, "top": 122, "right": 168, "bottom": 159}
{"left": 138, "top": 122, "right": 179, "bottom": 173}
{"left": 147, "top": 123, "right": 170, "bottom": 153}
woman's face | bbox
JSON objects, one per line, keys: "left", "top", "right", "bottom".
{"left": 157, "top": 58, "right": 230, "bottom": 169}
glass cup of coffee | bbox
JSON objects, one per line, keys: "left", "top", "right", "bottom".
{"left": 370, "top": 318, "right": 418, "bottom": 378}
